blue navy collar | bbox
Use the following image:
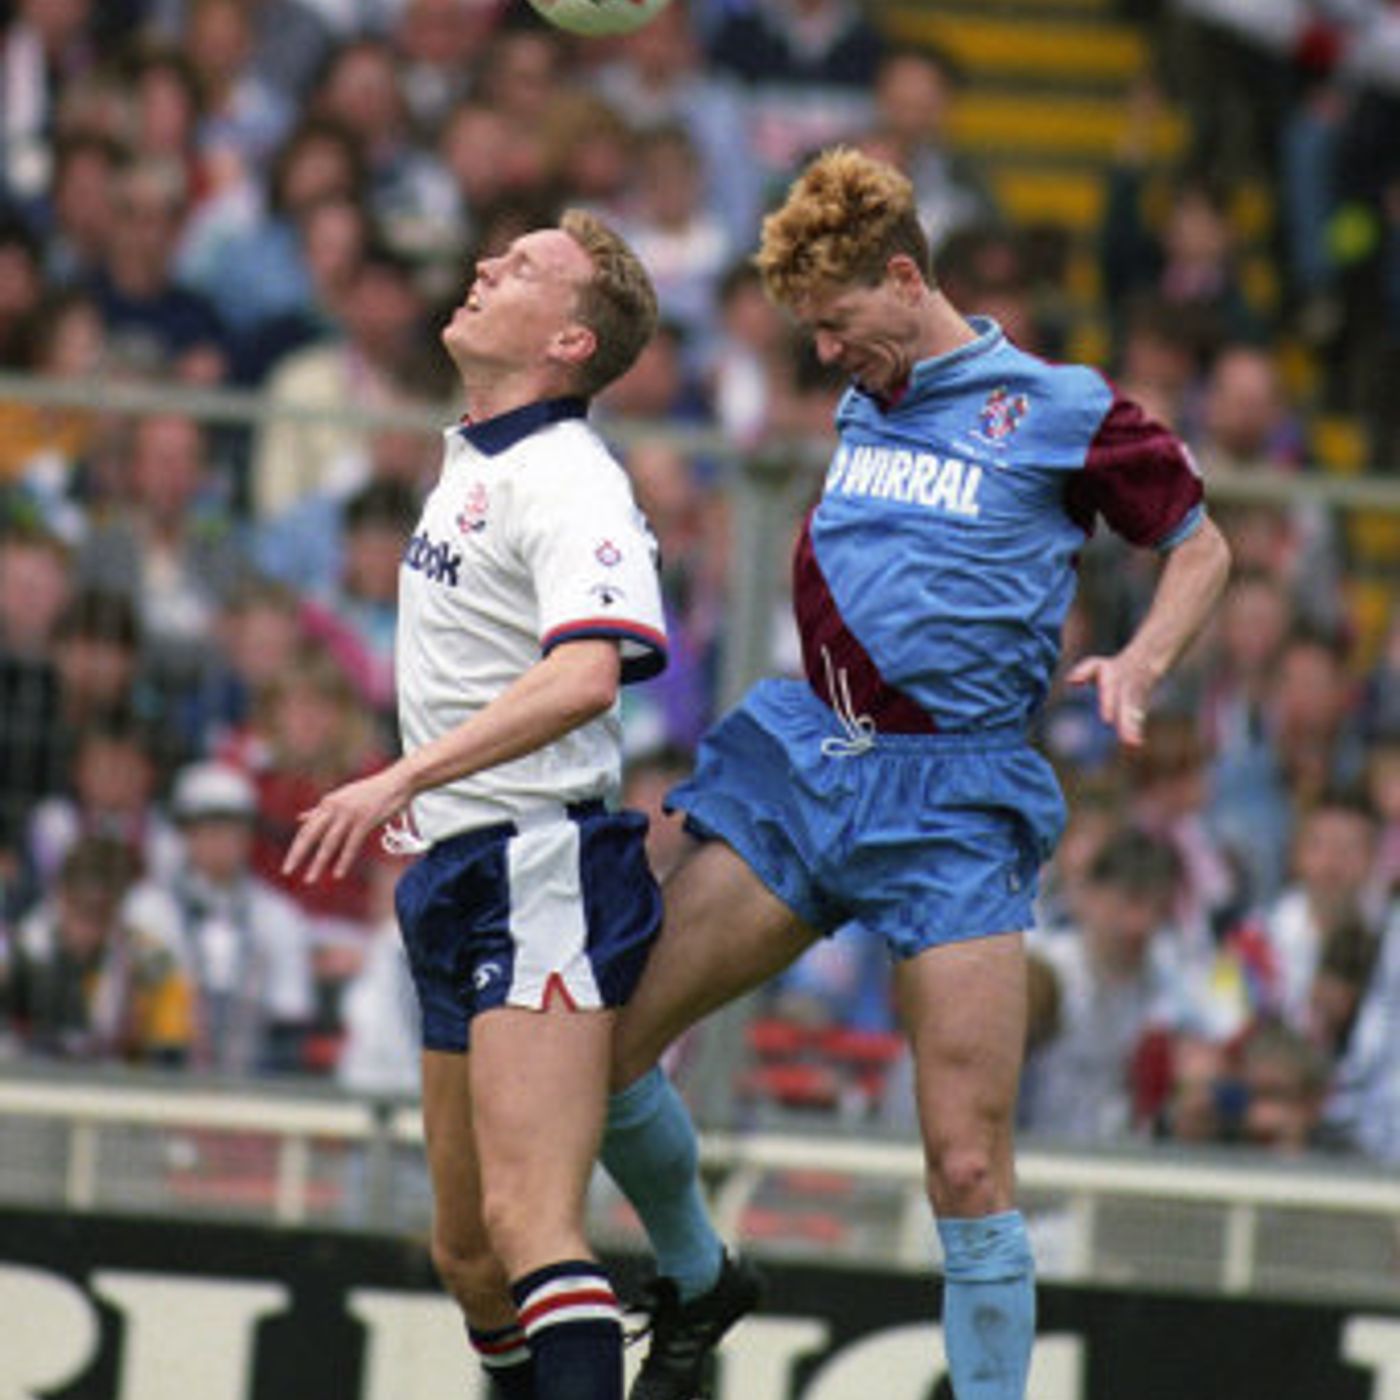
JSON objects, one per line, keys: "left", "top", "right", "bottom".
{"left": 455, "top": 396, "right": 588, "bottom": 456}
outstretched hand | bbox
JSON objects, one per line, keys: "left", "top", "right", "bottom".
{"left": 282, "top": 767, "right": 412, "bottom": 884}
{"left": 1065, "top": 653, "right": 1156, "bottom": 748}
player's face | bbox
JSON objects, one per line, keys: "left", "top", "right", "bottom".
{"left": 793, "top": 274, "right": 924, "bottom": 397}
{"left": 443, "top": 228, "right": 592, "bottom": 374}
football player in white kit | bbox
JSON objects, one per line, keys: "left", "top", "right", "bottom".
{"left": 284, "top": 210, "right": 679, "bottom": 1400}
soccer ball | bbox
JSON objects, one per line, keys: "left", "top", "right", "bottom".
{"left": 525, "top": 0, "right": 672, "bottom": 37}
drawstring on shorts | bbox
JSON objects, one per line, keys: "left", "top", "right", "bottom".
{"left": 819, "top": 646, "right": 876, "bottom": 758}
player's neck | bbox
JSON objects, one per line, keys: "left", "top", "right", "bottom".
{"left": 915, "top": 289, "right": 979, "bottom": 363}
{"left": 459, "top": 367, "right": 565, "bottom": 425}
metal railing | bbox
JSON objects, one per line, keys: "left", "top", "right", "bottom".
{"left": 3, "top": 1065, "right": 1399, "bottom": 1305}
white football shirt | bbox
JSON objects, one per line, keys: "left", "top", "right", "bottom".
{"left": 396, "top": 397, "right": 668, "bottom": 842}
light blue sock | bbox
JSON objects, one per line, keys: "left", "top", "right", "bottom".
{"left": 602, "top": 1068, "right": 724, "bottom": 1301}
{"left": 937, "top": 1211, "right": 1036, "bottom": 1400}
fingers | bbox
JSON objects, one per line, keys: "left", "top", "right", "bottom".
{"left": 282, "top": 802, "right": 369, "bottom": 883}
{"left": 1067, "top": 655, "right": 1147, "bottom": 744}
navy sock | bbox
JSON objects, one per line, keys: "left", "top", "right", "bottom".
{"left": 469, "top": 1322, "right": 533, "bottom": 1399}
{"left": 937, "top": 1211, "right": 1036, "bottom": 1400}
{"left": 602, "top": 1067, "right": 724, "bottom": 1301}
{"left": 512, "top": 1260, "right": 622, "bottom": 1400}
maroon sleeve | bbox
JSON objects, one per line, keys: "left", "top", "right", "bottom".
{"left": 1064, "top": 393, "right": 1204, "bottom": 547}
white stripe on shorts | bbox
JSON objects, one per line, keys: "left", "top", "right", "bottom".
{"left": 504, "top": 816, "right": 603, "bottom": 1011}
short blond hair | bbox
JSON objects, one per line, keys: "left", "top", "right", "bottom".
{"left": 755, "top": 147, "right": 933, "bottom": 309}
{"left": 560, "top": 208, "right": 658, "bottom": 397}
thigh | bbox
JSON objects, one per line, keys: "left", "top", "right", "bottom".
{"left": 612, "top": 838, "right": 818, "bottom": 1086}
{"left": 469, "top": 1004, "right": 617, "bottom": 1276}
{"left": 894, "top": 931, "right": 1027, "bottom": 1213}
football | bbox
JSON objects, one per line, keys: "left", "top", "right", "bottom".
{"left": 525, "top": 0, "right": 672, "bottom": 37}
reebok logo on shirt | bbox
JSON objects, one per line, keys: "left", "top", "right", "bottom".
{"left": 404, "top": 531, "right": 463, "bottom": 587}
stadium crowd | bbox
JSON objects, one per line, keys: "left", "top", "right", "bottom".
{"left": 0, "top": 0, "right": 1398, "bottom": 1173}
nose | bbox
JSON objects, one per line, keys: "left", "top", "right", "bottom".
{"left": 813, "top": 329, "right": 843, "bottom": 365}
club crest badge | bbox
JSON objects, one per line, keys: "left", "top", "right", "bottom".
{"left": 595, "top": 540, "right": 622, "bottom": 567}
{"left": 975, "top": 386, "right": 1029, "bottom": 444}
{"left": 456, "top": 481, "right": 489, "bottom": 534}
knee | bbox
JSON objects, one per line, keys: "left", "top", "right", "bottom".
{"left": 431, "top": 1231, "right": 509, "bottom": 1316}
{"left": 925, "top": 1138, "right": 1011, "bottom": 1218}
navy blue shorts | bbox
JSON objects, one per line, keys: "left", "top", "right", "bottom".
{"left": 394, "top": 802, "right": 661, "bottom": 1053}
{"left": 667, "top": 679, "right": 1066, "bottom": 959}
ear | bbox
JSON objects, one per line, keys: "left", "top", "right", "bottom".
{"left": 549, "top": 322, "right": 597, "bottom": 369}
{"left": 886, "top": 254, "right": 927, "bottom": 301}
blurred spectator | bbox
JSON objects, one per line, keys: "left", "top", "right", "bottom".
{"left": 1022, "top": 828, "right": 1191, "bottom": 1143}
{"left": 1035, "top": 778, "right": 1124, "bottom": 933}
{"left": 1124, "top": 710, "right": 1246, "bottom": 947}
{"left": 763, "top": 923, "right": 894, "bottom": 1036}
{"left": 87, "top": 156, "right": 232, "bottom": 383}
{"left": 705, "top": 258, "right": 798, "bottom": 447}
{"left": 225, "top": 647, "right": 390, "bottom": 946}
{"left": 1197, "top": 569, "right": 1294, "bottom": 761}
{"left": 0, "top": 523, "right": 72, "bottom": 844}
{"left": 0, "top": 0, "right": 97, "bottom": 209}
{"left": 1109, "top": 293, "right": 1203, "bottom": 430}
{"left": 5, "top": 835, "right": 192, "bottom": 1065}
{"left": 706, "top": 0, "right": 883, "bottom": 181}
{"left": 146, "top": 0, "right": 334, "bottom": 104}
{"left": 1101, "top": 77, "right": 1264, "bottom": 362}
{"left": 39, "top": 131, "right": 122, "bottom": 287}
{"left": 176, "top": 116, "right": 367, "bottom": 349}
{"left": 298, "top": 477, "right": 419, "bottom": 719}
{"left": 540, "top": 89, "right": 634, "bottom": 219}
{"left": 251, "top": 242, "right": 429, "bottom": 520}
{"left": 0, "top": 589, "right": 163, "bottom": 838}
{"left": 1326, "top": 904, "right": 1400, "bottom": 1163}
{"left": 310, "top": 34, "right": 458, "bottom": 261}
{"left": 253, "top": 414, "right": 435, "bottom": 594}
{"left": 1360, "top": 608, "right": 1400, "bottom": 741}
{"left": 936, "top": 223, "right": 1048, "bottom": 355}
{"left": 0, "top": 215, "right": 45, "bottom": 366}
{"left": 163, "top": 760, "right": 314, "bottom": 1076}
{"left": 182, "top": 0, "right": 294, "bottom": 185}
{"left": 863, "top": 45, "right": 999, "bottom": 253}
{"left": 78, "top": 413, "right": 247, "bottom": 682}
{"left": 1226, "top": 790, "right": 1383, "bottom": 1035}
{"left": 175, "top": 576, "right": 308, "bottom": 755}
{"left": 596, "top": 318, "right": 708, "bottom": 427}
{"left": 1365, "top": 734, "right": 1400, "bottom": 901}
{"left": 25, "top": 713, "right": 180, "bottom": 889}
{"left": 592, "top": 0, "right": 761, "bottom": 246}
{"left": 0, "top": 288, "right": 105, "bottom": 531}
{"left": 391, "top": 0, "right": 500, "bottom": 137}
{"left": 435, "top": 97, "right": 551, "bottom": 253}
{"left": 616, "top": 122, "right": 733, "bottom": 369}
{"left": 1235, "top": 1015, "right": 1350, "bottom": 1154}
{"left": 1189, "top": 344, "right": 1340, "bottom": 629}
{"left": 474, "top": 24, "right": 564, "bottom": 131}
{"left": 1211, "top": 627, "right": 1368, "bottom": 900}
{"left": 336, "top": 854, "right": 420, "bottom": 1095}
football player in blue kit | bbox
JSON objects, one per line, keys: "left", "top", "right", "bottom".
{"left": 600, "top": 147, "right": 1232, "bottom": 1399}
{"left": 284, "top": 211, "right": 688, "bottom": 1400}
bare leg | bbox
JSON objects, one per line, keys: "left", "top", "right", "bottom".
{"left": 421, "top": 1049, "right": 514, "bottom": 1324}
{"left": 895, "top": 932, "right": 1035, "bottom": 1400}
{"left": 612, "top": 839, "right": 816, "bottom": 1088}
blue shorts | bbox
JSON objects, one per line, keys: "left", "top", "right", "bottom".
{"left": 667, "top": 680, "right": 1066, "bottom": 959}
{"left": 394, "top": 801, "right": 661, "bottom": 1053}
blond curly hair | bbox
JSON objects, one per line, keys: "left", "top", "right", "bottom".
{"left": 755, "top": 147, "right": 933, "bottom": 309}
